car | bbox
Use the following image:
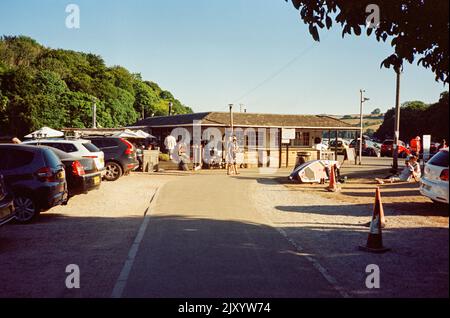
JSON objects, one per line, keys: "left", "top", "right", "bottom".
{"left": 0, "top": 144, "right": 68, "bottom": 223}
{"left": 85, "top": 137, "right": 139, "bottom": 181}
{"left": 350, "top": 139, "right": 380, "bottom": 157}
{"left": 22, "top": 138, "right": 105, "bottom": 173}
{"left": 0, "top": 173, "right": 15, "bottom": 226}
{"left": 328, "top": 139, "right": 349, "bottom": 155}
{"left": 37, "top": 146, "right": 102, "bottom": 197}
{"left": 380, "top": 139, "right": 410, "bottom": 158}
{"left": 420, "top": 148, "right": 449, "bottom": 204}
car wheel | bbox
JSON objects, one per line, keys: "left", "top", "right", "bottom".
{"left": 14, "top": 195, "right": 39, "bottom": 223}
{"left": 105, "top": 162, "right": 123, "bottom": 181}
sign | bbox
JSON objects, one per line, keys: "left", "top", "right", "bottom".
{"left": 423, "top": 135, "right": 431, "bottom": 162}
{"left": 282, "top": 128, "right": 296, "bottom": 140}
{"left": 282, "top": 139, "right": 291, "bottom": 144}
{"left": 345, "top": 147, "right": 356, "bottom": 163}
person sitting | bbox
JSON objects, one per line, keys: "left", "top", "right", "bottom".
{"left": 375, "top": 155, "right": 421, "bottom": 184}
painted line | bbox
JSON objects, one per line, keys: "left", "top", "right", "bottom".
{"left": 251, "top": 181, "right": 351, "bottom": 298}
{"left": 111, "top": 188, "right": 160, "bottom": 298}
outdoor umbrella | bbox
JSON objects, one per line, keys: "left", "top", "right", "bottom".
{"left": 24, "top": 127, "right": 64, "bottom": 139}
{"left": 135, "top": 130, "right": 156, "bottom": 139}
{"left": 113, "top": 129, "right": 143, "bottom": 139}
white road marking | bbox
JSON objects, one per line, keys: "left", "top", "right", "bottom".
{"left": 111, "top": 189, "right": 160, "bottom": 298}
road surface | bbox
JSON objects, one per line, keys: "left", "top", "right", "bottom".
{"left": 120, "top": 173, "right": 340, "bottom": 298}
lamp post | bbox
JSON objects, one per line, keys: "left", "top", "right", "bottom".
{"left": 229, "top": 104, "right": 234, "bottom": 135}
{"left": 359, "top": 89, "right": 370, "bottom": 165}
{"left": 392, "top": 68, "right": 402, "bottom": 172}
{"left": 92, "top": 98, "right": 97, "bottom": 129}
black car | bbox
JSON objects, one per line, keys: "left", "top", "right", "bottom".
{"left": 38, "top": 146, "right": 102, "bottom": 197}
{"left": 85, "top": 137, "right": 138, "bottom": 181}
{"left": 0, "top": 173, "right": 15, "bottom": 226}
{"left": 0, "top": 144, "right": 68, "bottom": 223}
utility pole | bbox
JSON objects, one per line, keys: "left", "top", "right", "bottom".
{"left": 229, "top": 104, "right": 234, "bottom": 135}
{"left": 359, "top": 89, "right": 370, "bottom": 165}
{"left": 392, "top": 68, "right": 402, "bottom": 172}
{"left": 168, "top": 102, "right": 173, "bottom": 116}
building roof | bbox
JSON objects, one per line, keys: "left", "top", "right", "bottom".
{"left": 131, "top": 112, "right": 356, "bottom": 130}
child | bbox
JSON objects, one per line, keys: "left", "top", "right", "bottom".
{"left": 375, "top": 155, "right": 421, "bottom": 184}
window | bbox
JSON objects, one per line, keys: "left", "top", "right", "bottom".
{"left": 83, "top": 143, "right": 100, "bottom": 152}
{"left": 291, "top": 131, "right": 310, "bottom": 147}
{"left": 6, "top": 149, "right": 35, "bottom": 169}
{"left": 428, "top": 151, "right": 449, "bottom": 167}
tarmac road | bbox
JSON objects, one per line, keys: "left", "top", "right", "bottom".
{"left": 120, "top": 173, "right": 341, "bottom": 298}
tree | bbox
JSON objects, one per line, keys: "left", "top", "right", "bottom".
{"left": 375, "top": 95, "right": 449, "bottom": 142}
{"left": 371, "top": 108, "right": 381, "bottom": 115}
{"left": 285, "top": 0, "right": 449, "bottom": 83}
{"left": 0, "top": 36, "right": 193, "bottom": 136}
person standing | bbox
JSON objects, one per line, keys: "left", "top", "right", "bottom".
{"left": 164, "top": 134, "right": 177, "bottom": 159}
{"left": 409, "top": 136, "right": 421, "bottom": 156}
{"left": 226, "top": 136, "right": 239, "bottom": 175}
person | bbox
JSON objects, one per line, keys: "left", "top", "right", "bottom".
{"left": 11, "top": 137, "right": 21, "bottom": 144}
{"left": 226, "top": 136, "right": 239, "bottom": 175}
{"left": 409, "top": 136, "right": 421, "bottom": 156}
{"left": 176, "top": 138, "right": 189, "bottom": 171}
{"left": 438, "top": 139, "right": 447, "bottom": 150}
{"left": 164, "top": 134, "right": 177, "bottom": 159}
{"left": 375, "top": 155, "right": 421, "bottom": 184}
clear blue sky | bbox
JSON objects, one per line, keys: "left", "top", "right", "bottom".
{"left": 0, "top": 0, "right": 447, "bottom": 115}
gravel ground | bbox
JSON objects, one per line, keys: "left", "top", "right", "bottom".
{"left": 0, "top": 173, "right": 172, "bottom": 298}
{"left": 250, "top": 178, "right": 449, "bottom": 298}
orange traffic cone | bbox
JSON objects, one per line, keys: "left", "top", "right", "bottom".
{"left": 359, "top": 187, "right": 390, "bottom": 253}
{"left": 326, "top": 164, "right": 340, "bottom": 192}
{"left": 364, "top": 187, "right": 387, "bottom": 228}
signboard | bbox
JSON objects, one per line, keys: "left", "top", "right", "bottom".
{"left": 344, "top": 147, "right": 356, "bottom": 163}
{"left": 423, "top": 135, "right": 431, "bottom": 162}
{"left": 282, "top": 139, "right": 291, "bottom": 144}
{"left": 282, "top": 128, "right": 296, "bottom": 140}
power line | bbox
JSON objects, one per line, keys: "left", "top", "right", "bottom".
{"left": 233, "top": 34, "right": 330, "bottom": 104}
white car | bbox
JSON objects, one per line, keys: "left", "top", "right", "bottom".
{"left": 420, "top": 148, "right": 449, "bottom": 204}
{"left": 22, "top": 139, "right": 105, "bottom": 172}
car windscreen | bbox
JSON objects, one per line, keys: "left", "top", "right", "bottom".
{"left": 43, "top": 148, "right": 63, "bottom": 168}
{"left": 428, "top": 151, "right": 449, "bottom": 168}
{"left": 83, "top": 142, "right": 101, "bottom": 152}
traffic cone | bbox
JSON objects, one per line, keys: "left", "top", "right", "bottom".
{"left": 359, "top": 187, "right": 390, "bottom": 253}
{"left": 363, "top": 187, "right": 386, "bottom": 228}
{"left": 326, "top": 164, "right": 340, "bottom": 192}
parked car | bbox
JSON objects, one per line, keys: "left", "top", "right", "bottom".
{"left": 380, "top": 139, "right": 410, "bottom": 158}
{"left": 328, "top": 139, "right": 349, "bottom": 155}
{"left": 37, "top": 146, "right": 102, "bottom": 197}
{"left": 85, "top": 137, "right": 139, "bottom": 181}
{"left": 350, "top": 139, "right": 380, "bottom": 157}
{"left": 420, "top": 148, "right": 449, "bottom": 204}
{"left": 0, "top": 173, "right": 15, "bottom": 226}
{"left": 22, "top": 138, "right": 105, "bottom": 173}
{"left": 0, "top": 144, "right": 68, "bottom": 223}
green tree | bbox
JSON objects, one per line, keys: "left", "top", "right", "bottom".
{"left": 371, "top": 108, "right": 381, "bottom": 115}
{"left": 285, "top": 0, "right": 449, "bottom": 83}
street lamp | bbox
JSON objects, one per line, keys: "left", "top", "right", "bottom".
{"left": 359, "top": 89, "right": 370, "bottom": 165}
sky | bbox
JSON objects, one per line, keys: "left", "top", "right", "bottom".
{"left": 0, "top": 0, "right": 448, "bottom": 115}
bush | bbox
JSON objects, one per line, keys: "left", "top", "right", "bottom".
{"left": 159, "top": 153, "right": 170, "bottom": 161}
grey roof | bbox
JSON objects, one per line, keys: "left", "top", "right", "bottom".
{"left": 132, "top": 112, "right": 355, "bottom": 129}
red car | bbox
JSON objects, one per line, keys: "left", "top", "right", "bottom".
{"left": 380, "top": 139, "right": 411, "bottom": 158}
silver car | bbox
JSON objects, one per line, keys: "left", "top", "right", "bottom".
{"left": 420, "top": 148, "right": 449, "bottom": 204}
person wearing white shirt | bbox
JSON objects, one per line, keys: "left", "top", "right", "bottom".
{"left": 164, "top": 135, "right": 177, "bottom": 159}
